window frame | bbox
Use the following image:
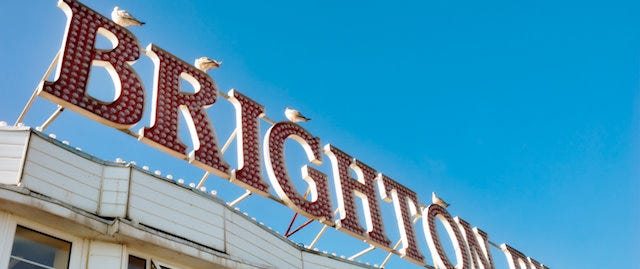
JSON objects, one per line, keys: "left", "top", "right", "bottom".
{"left": 10, "top": 225, "right": 72, "bottom": 269}
{"left": 151, "top": 259, "right": 183, "bottom": 269}
{"left": 9, "top": 216, "right": 84, "bottom": 269}
{"left": 126, "top": 250, "right": 190, "bottom": 269}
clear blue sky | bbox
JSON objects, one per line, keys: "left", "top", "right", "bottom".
{"left": 1, "top": 0, "right": 638, "bottom": 268}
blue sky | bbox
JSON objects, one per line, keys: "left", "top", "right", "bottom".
{"left": 1, "top": 0, "right": 638, "bottom": 268}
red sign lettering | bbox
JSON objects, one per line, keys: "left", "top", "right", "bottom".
{"left": 325, "top": 145, "right": 391, "bottom": 250}
{"left": 228, "top": 90, "right": 270, "bottom": 195}
{"left": 40, "top": 0, "right": 144, "bottom": 129}
{"left": 264, "top": 122, "right": 333, "bottom": 224}
{"left": 141, "top": 44, "right": 229, "bottom": 177}
{"left": 377, "top": 174, "right": 425, "bottom": 265}
{"left": 423, "top": 204, "right": 471, "bottom": 269}
{"left": 35, "top": 1, "right": 550, "bottom": 267}
{"left": 455, "top": 217, "right": 495, "bottom": 269}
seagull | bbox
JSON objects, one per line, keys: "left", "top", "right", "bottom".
{"left": 111, "top": 6, "right": 145, "bottom": 27}
{"left": 432, "top": 192, "right": 450, "bottom": 208}
{"left": 285, "top": 107, "right": 310, "bottom": 123}
{"left": 194, "top": 57, "right": 222, "bottom": 72}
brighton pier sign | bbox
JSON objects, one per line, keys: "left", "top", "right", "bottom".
{"left": 23, "top": 0, "right": 548, "bottom": 268}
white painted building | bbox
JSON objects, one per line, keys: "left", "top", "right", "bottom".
{"left": 0, "top": 126, "right": 373, "bottom": 269}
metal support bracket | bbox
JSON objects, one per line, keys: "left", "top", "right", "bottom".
{"left": 195, "top": 171, "right": 210, "bottom": 189}
{"left": 227, "top": 189, "right": 252, "bottom": 207}
{"left": 38, "top": 106, "right": 64, "bottom": 132}
{"left": 15, "top": 49, "right": 61, "bottom": 126}
{"left": 220, "top": 128, "right": 237, "bottom": 154}
{"left": 348, "top": 245, "right": 375, "bottom": 261}
{"left": 307, "top": 208, "right": 339, "bottom": 249}
{"left": 284, "top": 187, "right": 312, "bottom": 237}
{"left": 308, "top": 224, "right": 328, "bottom": 250}
{"left": 379, "top": 216, "right": 421, "bottom": 268}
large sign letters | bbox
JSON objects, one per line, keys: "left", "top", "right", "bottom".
{"left": 35, "top": 1, "right": 549, "bottom": 268}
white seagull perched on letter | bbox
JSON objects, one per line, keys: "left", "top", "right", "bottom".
{"left": 432, "top": 192, "right": 450, "bottom": 208}
{"left": 195, "top": 57, "right": 222, "bottom": 72}
{"left": 285, "top": 107, "right": 310, "bottom": 123}
{"left": 111, "top": 6, "right": 145, "bottom": 27}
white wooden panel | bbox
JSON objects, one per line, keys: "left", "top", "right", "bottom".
{"left": 0, "top": 129, "right": 29, "bottom": 185}
{"left": 27, "top": 141, "right": 103, "bottom": 182}
{"left": 0, "top": 172, "right": 19, "bottom": 184}
{"left": 129, "top": 196, "right": 225, "bottom": 230}
{"left": 306, "top": 252, "right": 372, "bottom": 269}
{"left": 88, "top": 241, "right": 124, "bottom": 269}
{"left": 130, "top": 180, "right": 226, "bottom": 227}
{"left": 20, "top": 174, "right": 99, "bottom": 212}
{"left": 22, "top": 161, "right": 99, "bottom": 211}
{"left": 100, "top": 191, "right": 128, "bottom": 204}
{"left": 0, "top": 144, "right": 27, "bottom": 156}
{"left": 302, "top": 251, "right": 370, "bottom": 269}
{"left": 99, "top": 166, "right": 130, "bottom": 217}
{"left": 0, "top": 212, "right": 17, "bottom": 269}
{"left": 102, "top": 178, "right": 129, "bottom": 192}
{"left": 102, "top": 178, "right": 129, "bottom": 197}
{"left": 23, "top": 159, "right": 99, "bottom": 199}
{"left": 127, "top": 204, "right": 224, "bottom": 252}
{"left": 103, "top": 166, "right": 130, "bottom": 181}
{"left": 225, "top": 232, "right": 302, "bottom": 269}
{"left": 21, "top": 135, "right": 102, "bottom": 213}
{"left": 29, "top": 135, "right": 103, "bottom": 175}
{"left": 0, "top": 130, "right": 30, "bottom": 145}
{"left": 0, "top": 157, "right": 22, "bottom": 171}
{"left": 227, "top": 211, "right": 301, "bottom": 259}
{"left": 128, "top": 170, "right": 225, "bottom": 251}
{"left": 100, "top": 190, "right": 117, "bottom": 203}
{"left": 225, "top": 212, "right": 302, "bottom": 269}
{"left": 100, "top": 204, "right": 127, "bottom": 218}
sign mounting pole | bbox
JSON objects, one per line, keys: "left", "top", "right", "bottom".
{"left": 379, "top": 216, "right": 421, "bottom": 268}
{"left": 348, "top": 245, "right": 375, "bottom": 261}
{"left": 307, "top": 208, "right": 339, "bottom": 249}
{"left": 284, "top": 186, "right": 311, "bottom": 237}
{"left": 38, "top": 105, "right": 64, "bottom": 131}
{"left": 228, "top": 189, "right": 253, "bottom": 207}
{"left": 15, "top": 49, "right": 61, "bottom": 126}
{"left": 197, "top": 127, "right": 237, "bottom": 189}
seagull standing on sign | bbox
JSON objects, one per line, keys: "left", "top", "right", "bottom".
{"left": 111, "top": 6, "right": 145, "bottom": 27}
{"left": 195, "top": 57, "right": 222, "bottom": 72}
{"left": 285, "top": 107, "right": 310, "bottom": 123}
{"left": 432, "top": 192, "right": 450, "bottom": 208}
